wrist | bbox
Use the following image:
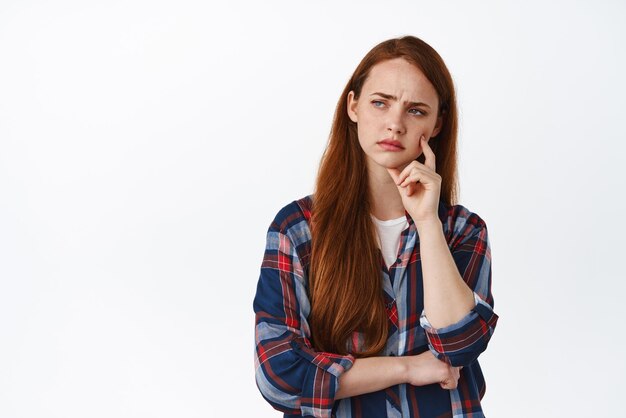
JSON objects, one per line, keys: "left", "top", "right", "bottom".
{"left": 397, "top": 355, "right": 411, "bottom": 384}
{"left": 414, "top": 217, "right": 442, "bottom": 232}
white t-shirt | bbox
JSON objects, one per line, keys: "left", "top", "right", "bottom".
{"left": 370, "top": 213, "right": 409, "bottom": 269}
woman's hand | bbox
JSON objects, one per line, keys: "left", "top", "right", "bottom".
{"left": 402, "top": 350, "right": 462, "bottom": 390}
{"left": 386, "top": 136, "right": 441, "bottom": 225}
{"left": 439, "top": 364, "right": 462, "bottom": 390}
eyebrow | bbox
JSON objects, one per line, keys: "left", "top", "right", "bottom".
{"left": 369, "top": 92, "right": 431, "bottom": 109}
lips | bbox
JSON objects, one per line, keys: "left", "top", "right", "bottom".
{"left": 378, "top": 138, "right": 404, "bottom": 149}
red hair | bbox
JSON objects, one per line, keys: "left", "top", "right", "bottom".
{"left": 309, "top": 35, "right": 460, "bottom": 357}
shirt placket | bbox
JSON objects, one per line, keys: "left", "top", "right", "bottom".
{"left": 387, "top": 223, "right": 417, "bottom": 417}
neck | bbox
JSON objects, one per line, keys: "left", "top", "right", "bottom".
{"left": 367, "top": 158, "right": 408, "bottom": 221}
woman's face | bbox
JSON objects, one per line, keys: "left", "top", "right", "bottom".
{"left": 347, "top": 57, "right": 443, "bottom": 173}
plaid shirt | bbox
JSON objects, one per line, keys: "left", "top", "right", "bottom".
{"left": 253, "top": 194, "right": 498, "bottom": 418}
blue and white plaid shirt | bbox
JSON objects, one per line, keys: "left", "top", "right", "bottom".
{"left": 254, "top": 194, "right": 498, "bottom": 418}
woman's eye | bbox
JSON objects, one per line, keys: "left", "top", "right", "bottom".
{"left": 371, "top": 101, "right": 425, "bottom": 116}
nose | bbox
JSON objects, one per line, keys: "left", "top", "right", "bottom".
{"left": 386, "top": 106, "right": 406, "bottom": 135}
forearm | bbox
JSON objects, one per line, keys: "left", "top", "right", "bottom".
{"left": 335, "top": 356, "right": 407, "bottom": 399}
{"left": 417, "top": 218, "right": 475, "bottom": 329}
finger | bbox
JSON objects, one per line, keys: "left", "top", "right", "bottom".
{"left": 421, "top": 137, "right": 436, "bottom": 171}
{"left": 440, "top": 380, "right": 455, "bottom": 390}
{"left": 386, "top": 167, "right": 401, "bottom": 184}
{"left": 400, "top": 168, "right": 437, "bottom": 188}
{"left": 400, "top": 170, "right": 425, "bottom": 187}
{"left": 399, "top": 161, "right": 437, "bottom": 187}
{"left": 396, "top": 161, "right": 420, "bottom": 185}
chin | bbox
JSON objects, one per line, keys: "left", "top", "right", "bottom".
{"left": 373, "top": 157, "right": 411, "bottom": 170}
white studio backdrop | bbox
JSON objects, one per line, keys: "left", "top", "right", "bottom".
{"left": 1, "top": 1, "right": 624, "bottom": 417}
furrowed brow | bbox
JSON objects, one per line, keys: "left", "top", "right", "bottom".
{"left": 370, "top": 92, "right": 431, "bottom": 109}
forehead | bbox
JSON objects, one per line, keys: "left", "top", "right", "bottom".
{"left": 362, "top": 58, "right": 438, "bottom": 102}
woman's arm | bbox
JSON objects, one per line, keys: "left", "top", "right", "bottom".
{"left": 335, "top": 350, "right": 460, "bottom": 399}
{"left": 416, "top": 213, "right": 498, "bottom": 367}
{"left": 254, "top": 212, "right": 355, "bottom": 418}
{"left": 416, "top": 218, "right": 476, "bottom": 329}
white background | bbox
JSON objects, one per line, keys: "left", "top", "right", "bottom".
{"left": 1, "top": 1, "right": 625, "bottom": 417}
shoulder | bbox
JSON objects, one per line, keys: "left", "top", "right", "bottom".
{"left": 438, "top": 201, "right": 489, "bottom": 250}
{"left": 268, "top": 194, "right": 314, "bottom": 248}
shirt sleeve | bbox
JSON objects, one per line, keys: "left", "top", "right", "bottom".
{"left": 419, "top": 220, "right": 499, "bottom": 367}
{"left": 254, "top": 225, "right": 355, "bottom": 418}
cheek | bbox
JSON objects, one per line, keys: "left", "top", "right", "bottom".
{"left": 412, "top": 124, "right": 433, "bottom": 141}
{"left": 360, "top": 107, "right": 381, "bottom": 125}
{"left": 357, "top": 122, "right": 375, "bottom": 140}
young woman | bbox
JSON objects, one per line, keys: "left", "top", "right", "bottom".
{"left": 253, "top": 35, "right": 498, "bottom": 418}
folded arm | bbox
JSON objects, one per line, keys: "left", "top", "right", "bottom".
{"left": 254, "top": 225, "right": 354, "bottom": 418}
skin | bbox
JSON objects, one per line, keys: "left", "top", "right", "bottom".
{"left": 336, "top": 57, "right": 475, "bottom": 399}
{"left": 347, "top": 57, "right": 443, "bottom": 223}
{"left": 335, "top": 351, "right": 461, "bottom": 400}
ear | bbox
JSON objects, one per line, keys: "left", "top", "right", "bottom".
{"left": 431, "top": 114, "right": 443, "bottom": 138}
{"left": 347, "top": 90, "right": 358, "bottom": 123}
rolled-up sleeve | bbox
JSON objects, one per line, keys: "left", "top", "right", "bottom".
{"left": 254, "top": 225, "right": 354, "bottom": 418}
{"left": 419, "top": 221, "right": 498, "bottom": 367}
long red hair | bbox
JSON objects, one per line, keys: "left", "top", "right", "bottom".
{"left": 308, "top": 35, "right": 460, "bottom": 357}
